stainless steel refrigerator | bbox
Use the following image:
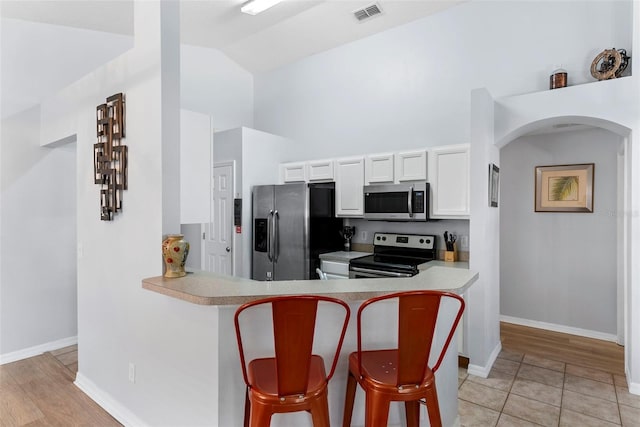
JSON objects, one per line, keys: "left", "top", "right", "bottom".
{"left": 252, "top": 182, "right": 343, "bottom": 281}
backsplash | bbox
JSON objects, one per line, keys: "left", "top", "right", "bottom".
{"left": 346, "top": 218, "right": 470, "bottom": 254}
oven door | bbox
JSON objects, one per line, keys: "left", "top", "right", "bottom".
{"left": 349, "top": 266, "right": 415, "bottom": 279}
{"left": 363, "top": 183, "right": 428, "bottom": 221}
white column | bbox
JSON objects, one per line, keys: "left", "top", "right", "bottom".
{"left": 467, "top": 88, "right": 502, "bottom": 377}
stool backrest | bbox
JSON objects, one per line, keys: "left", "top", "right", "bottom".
{"left": 235, "top": 295, "right": 350, "bottom": 396}
{"left": 357, "top": 291, "right": 465, "bottom": 386}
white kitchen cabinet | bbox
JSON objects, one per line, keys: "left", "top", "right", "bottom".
{"left": 335, "top": 157, "right": 365, "bottom": 217}
{"left": 396, "top": 150, "right": 427, "bottom": 182}
{"left": 428, "top": 144, "right": 470, "bottom": 219}
{"left": 279, "top": 162, "right": 307, "bottom": 183}
{"left": 307, "top": 159, "right": 335, "bottom": 182}
{"left": 365, "top": 153, "right": 395, "bottom": 184}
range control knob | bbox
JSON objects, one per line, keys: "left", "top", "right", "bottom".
{"left": 376, "top": 236, "right": 381, "bottom": 241}
{"left": 382, "top": 236, "right": 387, "bottom": 241}
{"left": 426, "top": 239, "right": 431, "bottom": 244}
{"left": 419, "top": 239, "right": 424, "bottom": 244}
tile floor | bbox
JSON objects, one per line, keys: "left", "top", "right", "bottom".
{"left": 458, "top": 349, "right": 640, "bottom": 426}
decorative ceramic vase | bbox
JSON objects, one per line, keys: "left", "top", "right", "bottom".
{"left": 162, "top": 234, "right": 189, "bottom": 278}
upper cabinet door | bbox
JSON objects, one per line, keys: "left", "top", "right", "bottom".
{"left": 365, "top": 153, "right": 394, "bottom": 184}
{"left": 396, "top": 150, "right": 427, "bottom": 182}
{"left": 335, "top": 157, "right": 364, "bottom": 217}
{"left": 279, "top": 162, "right": 307, "bottom": 183}
{"left": 428, "top": 144, "right": 470, "bottom": 219}
{"left": 307, "top": 159, "right": 334, "bottom": 182}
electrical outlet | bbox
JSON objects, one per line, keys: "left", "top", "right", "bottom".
{"left": 460, "top": 235, "right": 469, "bottom": 249}
{"left": 128, "top": 362, "right": 136, "bottom": 383}
{"left": 361, "top": 231, "right": 368, "bottom": 241}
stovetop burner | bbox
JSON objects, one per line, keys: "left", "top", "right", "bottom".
{"left": 349, "top": 233, "right": 437, "bottom": 277}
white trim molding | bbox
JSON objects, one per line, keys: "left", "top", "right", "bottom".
{"left": 0, "top": 336, "right": 77, "bottom": 365}
{"left": 468, "top": 341, "right": 502, "bottom": 378}
{"left": 501, "top": 315, "right": 618, "bottom": 342}
{"left": 75, "top": 372, "right": 148, "bottom": 427}
{"left": 628, "top": 379, "right": 640, "bottom": 396}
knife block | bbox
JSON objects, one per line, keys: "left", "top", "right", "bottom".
{"left": 444, "top": 245, "right": 458, "bottom": 262}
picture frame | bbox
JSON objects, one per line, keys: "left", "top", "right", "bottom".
{"left": 535, "top": 163, "right": 594, "bottom": 213}
{"left": 488, "top": 163, "right": 499, "bottom": 207}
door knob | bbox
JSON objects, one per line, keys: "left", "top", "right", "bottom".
{"left": 226, "top": 247, "right": 231, "bottom": 252}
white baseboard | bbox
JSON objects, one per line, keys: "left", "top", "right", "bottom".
{"left": 628, "top": 379, "right": 640, "bottom": 396}
{"left": 0, "top": 335, "right": 77, "bottom": 365}
{"left": 500, "top": 315, "right": 618, "bottom": 342}
{"left": 467, "top": 341, "right": 502, "bottom": 378}
{"left": 75, "top": 372, "right": 147, "bottom": 427}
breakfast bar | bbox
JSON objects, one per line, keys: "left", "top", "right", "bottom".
{"left": 142, "top": 265, "right": 478, "bottom": 426}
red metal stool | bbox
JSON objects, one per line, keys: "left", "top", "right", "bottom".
{"left": 234, "top": 295, "right": 350, "bottom": 427}
{"left": 342, "top": 290, "right": 465, "bottom": 427}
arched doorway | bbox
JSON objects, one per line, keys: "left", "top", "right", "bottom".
{"left": 498, "top": 120, "right": 629, "bottom": 346}
{"left": 467, "top": 84, "right": 638, "bottom": 396}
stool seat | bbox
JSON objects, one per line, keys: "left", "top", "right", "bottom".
{"left": 248, "top": 355, "right": 327, "bottom": 401}
{"left": 348, "top": 350, "right": 436, "bottom": 393}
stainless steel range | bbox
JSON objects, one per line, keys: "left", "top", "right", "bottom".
{"left": 349, "top": 232, "right": 437, "bottom": 279}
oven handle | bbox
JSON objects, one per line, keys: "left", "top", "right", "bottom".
{"left": 349, "top": 266, "right": 414, "bottom": 278}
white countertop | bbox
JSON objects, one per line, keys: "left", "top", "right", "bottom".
{"left": 318, "top": 250, "right": 371, "bottom": 262}
{"left": 142, "top": 265, "right": 478, "bottom": 306}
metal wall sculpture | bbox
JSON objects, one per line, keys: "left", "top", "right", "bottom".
{"left": 94, "top": 93, "right": 127, "bottom": 221}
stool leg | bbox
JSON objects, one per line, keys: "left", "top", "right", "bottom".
{"left": 243, "top": 388, "right": 251, "bottom": 427}
{"left": 310, "top": 388, "right": 330, "bottom": 427}
{"left": 249, "top": 400, "right": 272, "bottom": 427}
{"left": 424, "top": 384, "right": 442, "bottom": 427}
{"left": 405, "top": 400, "right": 420, "bottom": 427}
{"left": 365, "top": 392, "right": 390, "bottom": 427}
{"left": 342, "top": 370, "right": 357, "bottom": 427}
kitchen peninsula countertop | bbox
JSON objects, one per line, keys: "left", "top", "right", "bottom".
{"left": 142, "top": 264, "right": 478, "bottom": 306}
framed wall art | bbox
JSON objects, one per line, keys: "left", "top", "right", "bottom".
{"left": 535, "top": 163, "right": 594, "bottom": 213}
{"left": 488, "top": 163, "right": 499, "bottom": 207}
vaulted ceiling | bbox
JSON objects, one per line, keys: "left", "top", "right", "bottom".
{"left": 2, "top": 0, "right": 464, "bottom": 73}
{"left": 0, "top": 0, "right": 465, "bottom": 118}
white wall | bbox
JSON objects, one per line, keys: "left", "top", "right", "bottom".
{"left": 1, "top": 18, "right": 133, "bottom": 120}
{"left": 0, "top": 106, "right": 77, "bottom": 359}
{"left": 500, "top": 128, "right": 620, "bottom": 336}
{"left": 181, "top": 44, "right": 254, "bottom": 131}
{"left": 180, "top": 109, "right": 211, "bottom": 224}
{"left": 32, "top": 3, "right": 223, "bottom": 425}
{"left": 253, "top": 0, "right": 632, "bottom": 161}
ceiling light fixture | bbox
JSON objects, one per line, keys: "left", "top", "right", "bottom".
{"left": 241, "top": 0, "right": 283, "bottom": 15}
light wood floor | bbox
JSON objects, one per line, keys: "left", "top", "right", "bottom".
{"left": 500, "top": 321, "right": 625, "bottom": 376}
{"left": 0, "top": 349, "right": 121, "bottom": 427}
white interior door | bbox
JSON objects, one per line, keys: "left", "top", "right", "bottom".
{"left": 205, "top": 163, "right": 233, "bottom": 275}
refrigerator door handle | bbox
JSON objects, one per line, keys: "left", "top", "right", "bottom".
{"left": 267, "top": 210, "right": 274, "bottom": 262}
{"left": 273, "top": 210, "right": 279, "bottom": 262}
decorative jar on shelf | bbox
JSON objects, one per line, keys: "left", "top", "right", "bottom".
{"left": 549, "top": 66, "right": 567, "bottom": 89}
{"left": 162, "top": 234, "right": 189, "bottom": 278}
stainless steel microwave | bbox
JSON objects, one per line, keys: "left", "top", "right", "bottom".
{"left": 363, "top": 182, "right": 429, "bottom": 221}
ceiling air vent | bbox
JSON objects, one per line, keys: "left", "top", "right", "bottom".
{"left": 353, "top": 2, "right": 383, "bottom": 22}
